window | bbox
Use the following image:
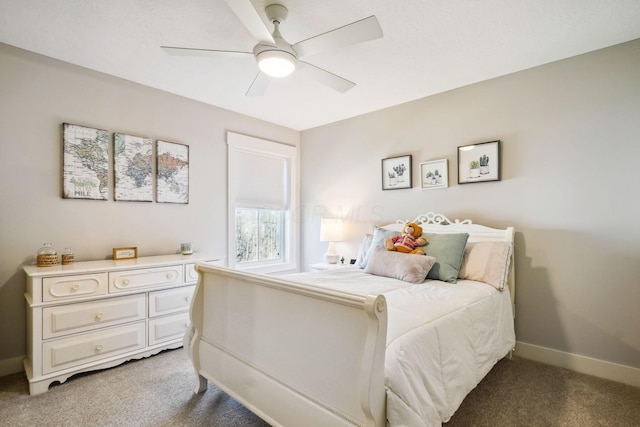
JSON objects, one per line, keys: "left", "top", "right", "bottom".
{"left": 227, "top": 132, "right": 298, "bottom": 273}
{"left": 235, "top": 208, "right": 284, "bottom": 263}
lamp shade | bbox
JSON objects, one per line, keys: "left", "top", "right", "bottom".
{"left": 320, "top": 218, "right": 344, "bottom": 242}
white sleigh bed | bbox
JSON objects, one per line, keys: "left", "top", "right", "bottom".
{"left": 185, "top": 213, "right": 516, "bottom": 426}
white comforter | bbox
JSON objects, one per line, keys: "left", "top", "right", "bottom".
{"left": 288, "top": 267, "right": 515, "bottom": 427}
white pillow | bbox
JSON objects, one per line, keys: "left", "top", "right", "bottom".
{"left": 458, "top": 241, "right": 512, "bottom": 290}
{"left": 354, "top": 233, "right": 372, "bottom": 268}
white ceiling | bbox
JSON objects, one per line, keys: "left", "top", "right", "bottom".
{"left": 1, "top": 1, "right": 639, "bottom": 131}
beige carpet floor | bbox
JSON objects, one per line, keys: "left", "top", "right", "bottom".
{"left": 1, "top": 348, "right": 638, "bottom": 426}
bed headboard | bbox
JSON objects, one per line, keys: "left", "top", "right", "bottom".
{"left": 385, "top": 212, "right": 516, "bottom": 316}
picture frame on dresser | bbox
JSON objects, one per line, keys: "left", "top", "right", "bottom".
{"left": 457, "top": 140, "right": 501, "bottom": 184}
{"left": 382, "top": 154, "right": 412, "bottom": 190}
{"left": 113, "top": 247, "right": 137, "bottom": 260}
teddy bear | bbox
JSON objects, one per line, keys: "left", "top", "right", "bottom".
{"left": 384, "top": 222, "right": 428, "bottom": 255}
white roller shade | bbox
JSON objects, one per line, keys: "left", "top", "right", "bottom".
{"left": 228, "top": 132, "right": 295, "bottom": 211}
{"left": 235, "top": 149, "right": 288, "bottom": 209}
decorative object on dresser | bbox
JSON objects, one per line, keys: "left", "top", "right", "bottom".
{"left": 61, "top": 248, "right": 74, "bottom": 265}
{"left": 62, "top": 123, "right": 110, "bottom": 200}
{"left": 23, "top": 253, "right": 223, "bottom": 395}
{"left": 36, "top": 243, "right": 58, "bottom": 267}
{"left": 156, "top": 140, "right": 189, "bottom": 204}
{"left": 457, "top": 140, "right": 501, "bottom": 184}
{"left": 319, "top": 218, "right": 344, "bottom": 264}
{"left": 381, "top": 154, "right": 412, "bottom": 190}
{"left": 419, "top": 158, "right": 448, "bottom": 190}
{"left": 112, "top": 247, "right": 138, "bottom": 260}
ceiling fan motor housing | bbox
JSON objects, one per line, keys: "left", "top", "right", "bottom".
{"left": 253, "top": 5, "right": 297, "bottom": 78}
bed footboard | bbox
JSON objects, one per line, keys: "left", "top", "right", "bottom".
{"left": 185, "top": 264, "right": 388, "bottom": 427}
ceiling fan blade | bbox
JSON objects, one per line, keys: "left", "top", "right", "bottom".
{"left": 293, "top": 15, "right": 382, "bottom": 58}
{"left": 161, "top": 46, "right": 252, "bottom": 58}
{"left": 246, "top": 72, "right": 270, "bottom": 96}
{"left": 224, "top": 0, "right": 275, "bottom": 45}
{"left": 299, "top": 62, "right": 355, "bottom": 93}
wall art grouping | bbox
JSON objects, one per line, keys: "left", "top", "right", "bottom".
{"left": 381, "top": 140, "right": 501, "bottom": 191}
{"left": 62, "top": 123, "right": 189, "bottom": 204}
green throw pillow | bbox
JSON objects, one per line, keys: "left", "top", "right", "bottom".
{"left": 423, "top": 233, "right": 469, "bottom": 283}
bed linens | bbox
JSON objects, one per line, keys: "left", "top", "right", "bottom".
{"left": 288, "top": 267, "right": 515, "bottom": 426}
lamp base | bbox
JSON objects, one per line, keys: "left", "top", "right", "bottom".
{"left": 324, "top": 241, "right": 340, "bottom": 264}
{"left": 324, "top": 254, "right": 340, "bottom": 264}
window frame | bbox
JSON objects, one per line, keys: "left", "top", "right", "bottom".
{"left": 227, "top": 132, "right": 298, "bottom": 274}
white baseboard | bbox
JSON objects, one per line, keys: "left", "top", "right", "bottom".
{"left": 515, "top": 341, "right": 640, "bottom": 388}
{"left": 0, "top": 356, "right": 24, "bottom": 377}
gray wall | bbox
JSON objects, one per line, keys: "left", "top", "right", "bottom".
{"left": 300, "top": 39, "right": 640, "bottom": 369}
{"left": 0, "top": 43, "right": 299, "bottom": 371}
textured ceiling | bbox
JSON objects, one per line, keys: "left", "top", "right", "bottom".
{"left": 1, "top": 0, "right": 639, "bottom": 130}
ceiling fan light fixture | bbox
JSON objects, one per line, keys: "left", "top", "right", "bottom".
{"left": 257, "top": 49, "right": 297, "bottom": 77}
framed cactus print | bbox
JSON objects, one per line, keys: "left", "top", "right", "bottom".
{"left": 420, "top": 159, "right": 448, "bottom": 190}
{"left": 457, "top": 140, "right": 501, "bottom": 184}
{"left": 382, "top": 154, "right": 412, "bottom": 190}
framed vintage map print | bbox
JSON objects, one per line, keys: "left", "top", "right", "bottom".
{"left": 62, "top": 123, "right": 109, "bottom": 200}
{"left": 114, "top": 133, "right": 153, "bottom": 202}
{"left": 156, "top": 140, "right": 189, "bottom": 204}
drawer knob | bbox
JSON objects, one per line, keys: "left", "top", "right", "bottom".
{"left": 71, "top": 284, "right": 80, "bottom": 291}
{"left": 166, "top": 273, "right": 174, "bottom": 280}
{"left": 121, "top": 278, "right": 130, "bottom": 286}
{"left": 185, "top": 296, "right": 191, "bottom": 302}
{"left": 95, "top": 344, "right": 104, "bottom": 352}
{"left": 95, "top": 312, "right": 104, "bottom": 320}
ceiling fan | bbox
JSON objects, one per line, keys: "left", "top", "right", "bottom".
{"left": 161, "top": 1, "right": 383, "bottom": 96}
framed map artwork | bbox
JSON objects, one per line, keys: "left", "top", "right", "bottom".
{"left": 114, "top": 133, "right": 153, "bottom": 202}
{"left": 156, "top": 140, "right": 189, "bottom": 204}
{"left": 62, "top": 123, "right": 109, "bottom": 200}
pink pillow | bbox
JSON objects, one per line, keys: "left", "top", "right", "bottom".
{"left": 458, "top": 241, "right": 512, "bottom": 290}
{"left": 364, "top": 246, "right": 436, "bottom": 284}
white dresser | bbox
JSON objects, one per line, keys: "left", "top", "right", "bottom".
{"left": 23, "top": 253, "right": 223, "bottom": 395}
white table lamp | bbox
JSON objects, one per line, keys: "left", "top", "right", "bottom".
{"left": 320, "top": 218, "right": 344, "bottom": 264}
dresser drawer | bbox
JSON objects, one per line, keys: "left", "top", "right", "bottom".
{"left": 43, "top": 273, "right": 108, "bottom": 302}
{"left": 185, "top": 263, "right": 198, "bottom": 282}
{"left": 149, "top": 313, "right": 190, "bottom": 346}
{"left": 109, "top": 265, "right": 183, "bottom": 293}
{"left": 43, "top": 294, "right": 146, "bottom": 339}
{"left": 185, "top": 260, "right": 224, "bottom": 283}
{"left": 149, "top": 285, "right": 195, "bottom": 318}
{"left": 42, "top": 322, "right": 146, "bottom": 374}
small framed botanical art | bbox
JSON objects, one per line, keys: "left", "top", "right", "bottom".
{"left": 156, "top": 140, "right": 189, "bottom": 204}
{"left": 419, "top": 159, "right": 448, "bottom": 190}
{"left": 62, "top": 123, "right": 109, "bottom": 200}
{"left": 382, "top": 155, "right": 412, "bottom": 190}
{"left": 113, "top": 247, "right": 138, "bottom": 260}
{"left": 457, "top": 140, "right": 501, "bottom": 184}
